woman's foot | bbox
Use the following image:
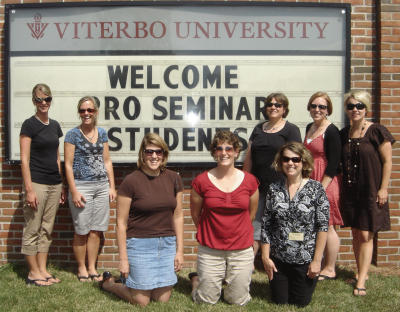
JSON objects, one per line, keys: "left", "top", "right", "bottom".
{"left": 354, "top": 287, "right": 367, "bottom": 296}
{"left": 188, "top": 272, "right": 199, "bottom": 291}
{"left": 27, "top": 272, "right": 52, "bottom": 286}
{"left": 99, "top": 271, "right": 114, "bottom": 290}
{"left": 318, "top": 269, "right": 336, "bottom": 281}
{"left": 88, "top": 271, "right": 103, "bottom": 282}
{"left": 77, "top": 268, "right": 91, "bottom": 282}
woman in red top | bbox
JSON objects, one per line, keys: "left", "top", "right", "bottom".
{"left": 189, "top": 131, "right": 259, "bottom": 306}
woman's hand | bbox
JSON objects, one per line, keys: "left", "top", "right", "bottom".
{"left": 118, "top": 259, "right": 130, "bottom": 279}
{"left": 377, "top": 188, "right": 388, "bottom": 208}
{"left": 60, "top": 186, "right": 67, "bottom": 204}
{"left": 26, "top": 190, "right": 39, "bottom": 210}
{"left": 307, "top": 259, "right": 321, "bottom": 279}
{"left": 109, "top": 188, "right": 117, "bottom": 202}
{"left": 174, "top": 251, "right": 184, "bottom": 272}
{"left": 72, "top": 191, "right": 86, "bottom": 208}
{"left": 262, "top": 257, "right": 277, "bottom": 280}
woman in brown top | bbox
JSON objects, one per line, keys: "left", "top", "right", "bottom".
{"left": 100, "top": 133, "right": 184, "bottom": 306}
{"left": 339, "top": 90, "right": 395, "bottom": 296}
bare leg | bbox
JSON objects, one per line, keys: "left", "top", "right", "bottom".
{"left": 346, "top": 228, "right": 369, "bottom": 283}
{"left": 319, "top": 225, "right": 339, "bottom": 279}
{"left": 87, "top": 231, "right": 102, "bottom": 281}
{"left": 37, "top": 252, "right": 60, "bottom": 283}
{"left": 354, "top": 230, "right": 374, "bottom": 295}
{"left": 25, "top": 254, "right": 52, "bottom": 286}
{"left": 73, "top": 233, "right": 90, "bottom": 281}
{"left": 102, "top": 277, "right": 151, "bottom": 306}
{"left": 253, "top": 240, "right": 261, "bottom": 270}
{"left": 151, "top": 286, "right": 172, "bottom": 302}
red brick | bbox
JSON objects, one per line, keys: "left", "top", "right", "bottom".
{"left": 377, "top": 248, "right": 399, "bottom": 255}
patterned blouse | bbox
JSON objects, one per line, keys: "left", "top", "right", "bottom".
{"left": 261, "top": 179, "right": 330, "bottom": 265}
{"left": 64, "top": 127, "right": 108, "bottom": 181}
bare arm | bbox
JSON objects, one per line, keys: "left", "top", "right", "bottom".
{"left": 64, "top": 142, "right": 86, "bottom": 208}
{"left": 307, "top": 231, "right": 328, "bottom": 279}
{"left": 377, "top": 140, "right": 393, "bottom": 207}
{"left": 116, "top": 194, "right": 132, "bottom": 278}
{"left": 249, "top": 188, "right": 259, "bottom": 223}
{"left": 102, "top": 142, "right": 116, "bottom": 202}
{"left": 261, "top": 244, "right": 277, "bottom": 280}
{"left": 190, "top": 188, "right": 203, "bottom": 229}
{"left": 173, "top": 191, "right": 184, "bottom": 272}
{"left": 242, "top": 141, "right": 253, "bottom": 173}
{"left": 20, "top": 135, "right": 39, "bottom": 210}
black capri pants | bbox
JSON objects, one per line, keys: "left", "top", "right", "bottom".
{"left": 269, "top": 256, "right": 318, "bottom": 307}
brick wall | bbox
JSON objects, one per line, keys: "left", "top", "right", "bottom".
{"left": 0, "top": 0, "right": 399, "bottom": 269}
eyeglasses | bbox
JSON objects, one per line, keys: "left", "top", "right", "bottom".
{"left": 266, "top": 102, "right": 283, "bottom": 108}
{"left": 346, "top": 103, "right": 366, "bottom": 111}
{"left": 282, "top": 156, "right": 302, "bottom": 163}
{"left": 79, "top": 108, "right": 96, "bottom": 114}
{"left": 34, "top": 97, "right": 52, "bottom": 103}
{"left": 215, "top": 146, "right": 234, "bottom": 152}
{"left": 144, "top": 149, "right": 164, "bottom": 156}
{"left": 310, "top": 104, "right": 328, "bottom": 110}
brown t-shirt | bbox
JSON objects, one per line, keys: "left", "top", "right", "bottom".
{"left": 118, "top": 169, "right": 183, "bottom": 238}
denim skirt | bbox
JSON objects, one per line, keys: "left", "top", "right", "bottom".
{"left": 126, "top": 236, "right": 177, "bottom": 290}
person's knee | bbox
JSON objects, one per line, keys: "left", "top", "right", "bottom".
{"left": 89, "top": 230, "right": 101, "bottom": 237}
{"left": 131, "top": 296, "right": 150, "bottom": 306}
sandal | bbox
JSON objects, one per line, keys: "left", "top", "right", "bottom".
{"left": 99, "top": 271, "right": 113, "bottom": 289}
{"left": 26, "top": 278, "right": 52, "bottom": 286}
{"left": 354, "top": 288, "right": 367, "bottom": 296}
{"left": 77, "top": 275, "right": 91, "bottom": 282}
{"left": 45, "top": 275, "right": 60, "bottom": 283}
{"left": 89, "top": 274, "right": 102, "bottom": 282}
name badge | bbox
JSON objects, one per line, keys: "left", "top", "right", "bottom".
{"left": 289, "top": 233, "right": 304, "bottom": 241}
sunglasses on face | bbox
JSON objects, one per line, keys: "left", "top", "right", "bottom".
{"left": 34, "top": 97, "right": 52, "bottom": 103}
{"left": 79, "top": 108, "right": 96, "bottom": 114}
{"left": 266, "top": 102, "right": 283, "bottom": 108}
{"left": 144, "top": 149, "right": 164, "bottom": 156}
{"left": 215, "top": 146, "right": 234, "bottom": 152}
{"left": 310, "top": 104, "right": 328, "bottom": 110}
{"left": 346, "top": 103, "right": 366, "bottom": 111}
{"left": 282, "top": 156, "right": 302, "bottom": 163}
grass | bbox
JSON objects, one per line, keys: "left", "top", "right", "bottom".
{"left": 0, "top": 262, "right": 399, "bottom": 312}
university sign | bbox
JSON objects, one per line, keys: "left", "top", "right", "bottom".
{"left": 5, "top": 2, "right": 350, "bottom": 165}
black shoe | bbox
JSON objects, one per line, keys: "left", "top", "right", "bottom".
{"left": 99, "top": 271, "right": 112, "bottom": 289}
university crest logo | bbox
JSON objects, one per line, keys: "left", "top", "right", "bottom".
{"left": 27, "top": 13, "right": 49, "bottom": 40}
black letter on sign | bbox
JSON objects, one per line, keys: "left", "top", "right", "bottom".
{"left": 164, "top": 65, "right": 178, "bottom": 89}
{"left": 170, "top": 97, "right": 183, "bottom": 120}
{"left": 182, "top": 65, "right": 199, "bottom": 89}
{"left": 183, "top": 128, "right": 196, "bottom": 151}
{"left": 203, "top": 65, "right": 221, "bottom": 88}
{"left": 210, "top": 96, "right": 216, "bottom": 120}
{"left": 255, "top": 97, "right": 267, "bottom": 120}
{"left": 164, "top": 128, "right": 179, "bottom": 151}
{"left": 145, "top": 127, "right": 160, "bottom": 135}
{"left": 236, "top": 97, "right": 252, "bottom": 120}
{"left": 187, "top": 97, "right": 205, "bottom": 120}
{"left": 123, "top": 96, "right": 141, "bottom": 120}
{"left": 153, "top": 96, "right": 168, "bottom": 120}
{"left": 125, "top": 128, "right": 140, "bottom": 151}
{"left": 108, "top": 65, "right": 128, "bottom": 89}
{"left": 131, "top": 65, "right": 144, "bottom": 89}
{"left": 225, "top": 65, "right": 238, "bottom": 89}
{"left": 108, "top": 128, "right": 122, "bottom": 151}
{"left": 147, "top": 66, "right": 160, "bottom": 89}
{"left": 219, "top": 97, "right": 233, "bottom": 120}
{"left": 105, "top": 97, "right": 120, "bottom": 120}
{"left": 198, "top": 128, "right": 212, "bottom": 151}
{"left": 233, "top": 127, "right": 248, "bottom": 151}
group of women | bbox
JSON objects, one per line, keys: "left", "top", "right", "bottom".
{"left": 20, "top": 84, "right": 394, "bottom": 307}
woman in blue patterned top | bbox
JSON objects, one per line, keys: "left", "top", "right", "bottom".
{"left": 65, "top": 96, "right": 116, "bottom": 282}
{"left": 261, "top": 141, "right": 329, "bottom": 307}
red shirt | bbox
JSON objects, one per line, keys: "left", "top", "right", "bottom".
{"left": 191, "top": 171, "right": 259, "bottom": 250}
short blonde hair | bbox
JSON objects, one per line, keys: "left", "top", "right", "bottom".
{"left": 32, "top": 83, "right": 52, "bottom": 102}
{"left": 77, "top": 96, "right": 99, "bottom": 127}
{"left": 272, "top": 141, "right": 314, "bottom": 178}
{"left": 344, "top": 90, "right": 371, "bottom": 113}
{"left": 307, "top": 92, "right": 333, "bottom": 116}
{"left": 209, "top": 130, "right": 242, "bottom": 161}
{"left": 265, "top": 92, "right": 290, "bottom": 118}
{"left": 137, "top": 133, "right": 169, "bottom": 170}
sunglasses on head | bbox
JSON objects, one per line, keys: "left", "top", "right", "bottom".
{"left": 346, "top": 103, "right": 366, "bottom": 111}
{"left": 144, "top": 149, "right": 164, "bottom": 156}
{"left": 266, "top": 102, "right": 283, "bottom": 108}
{"left": 282, "top": 156, "right": 302, "bottom": 163}
{"left": 310, "top": 104, "right": 328, "bottom": 110}
{"left": 34, "top": 97, "right": 52, "bottom": 103}
{"left": 79, "top": 108, "right": 96, "bottom": 114}
{"left": 215, "top": 146, "right": 234, "bottom": 152}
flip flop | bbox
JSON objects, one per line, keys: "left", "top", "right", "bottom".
{"left": 45, "top": 275, "right": 60, "bottom": 283}
{"left": 89, "top": 274, "right": 102, "bottom": 282}
{"left": 99, "top": 271, "right": 113, "bottom": 289}
{"left": 318, "top": 274, "right": 337, "bottom": 281}
{"left": 26, "top": 278, "right": 52, "bottom": 286}
{"left": 77, "top": 275, "right": 91, "bottom": 282}
{"left": 354, "top": 288, "right": 367, "bottom": 296}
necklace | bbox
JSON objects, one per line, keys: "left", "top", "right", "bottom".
{"left": 286, "top": 177, "right": 303, "bottom": 201}
{"left": 34, "top": 114, "right": 49, "bottom": 125}
{"left": 347, "top": 120, "right": 367, "bottom": 185}
{"left": 263, "top": 120, "right": 283, "bottom": 133}
{"left": 79, "top": 126, "right": 96, "bottom": 141}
